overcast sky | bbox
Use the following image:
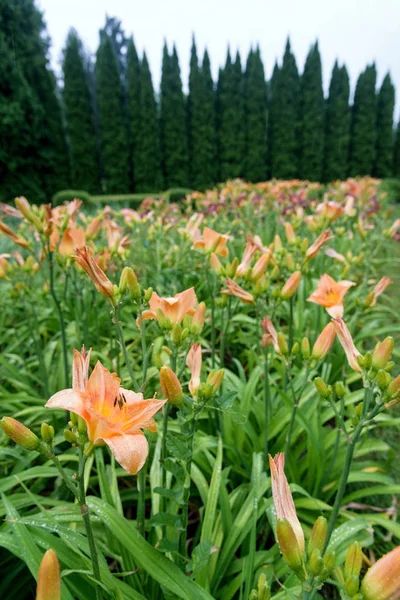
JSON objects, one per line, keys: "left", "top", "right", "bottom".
{"left": 38, "top": 0, "right": 399, "bottom": 120}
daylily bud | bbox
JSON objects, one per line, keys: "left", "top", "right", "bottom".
{"left": 311, "top": 323, "right": 336, "bottom": 361}
{"left": 144, "top": 287, "right": 153, "bottom": 302}
{"left": 171, "top": 323, "right": 182, "bottom": 345}
{"left": 308, "top": 549, "right": 324, "bottom": 576}
{"left": 308, "top": 516, "right": 327, "bottom": 557}
{"left": 271, "top": 265, "right": 280, "bottom": 280}
{"left": 205, "top": 369, "right": 224, "bottom": 396}
{"left": 345, "top": 574, "right": 360, "bottom": 597}
{"left": 286, "top": 253, "right": 295, "bottom": 271}
{"left": 41, "top": 423, "right": 54, "bottom": 444}
{"left": 160, "top": 366, "right": 183, "bottom": 405}
{"left": 64, "top": 429, "right": 78, "bottom": 445}
{"left": 301, "top": 337, "right": 311, "bottom": 360}
{"left": 363, "top": 291, "right": 375, "bottom": 308}
{"left": 251, "top": 253, "right": 270, "bottom": 281}
{"left": 257, "top": 573, "right": 270, "bottom": 600}
{"left": 323, "top": 551, "right": 336, "bottom": 575}
{"left": 376, "top": 370, "right": 391, "bottom": 391}
{"left": 74, "top": 246, "right": 116, "bottom": 303}
{"left": 360, "top": 546, "right": 400, "bottom": 600}
{"left": 276, "top": 519, "right": 305, "bottom": 577}
{"left": 210, "top": 252, "right": 223, "bottom": 275}
{"left": 277, "top": 333, "right": 288, "bottom": 356}
{"left": 119, "top": 267, "right": 141, "bottom": 303}
{"left": 15, "top": 196, "right": 32, "bottom": 220}
{"left": 281, "top": 271, "right": 301, "bottom": 300}
{"left": 334, "top": 381, "right": 346, "bottom": 398}
{"left": 291, "top": 342, "right": 299, "bottom": 355}
{"left": 36, "top": 549, "right": 61, "bottom": 600}
{"left": 344, "top": 542, "right": 363, "bottom": 582}
{"left": 192, "top": 302, "right": 206, "bottom": 334}
{"left": 371, "top": 337, "right": 394, "bottom": 371}
{"left": 387, "top": 374, "right": 400, "bottom": 399}
{"left": 284, "top": 222, "right": 296, "bottom": 244}
{"left": 314, "top": 377, "right": 331, "bottom": 398}
{"left": 1, "top": 417, "right": 41, "bottom": 451}
{"left": 274, "top": 235, "right": 283, "bottom": 252}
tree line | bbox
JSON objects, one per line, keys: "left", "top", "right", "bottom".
{"left": 1, "top": 0, "right": 400, "bottom": 203}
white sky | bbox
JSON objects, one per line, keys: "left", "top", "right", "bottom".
{"left": 38, "top": 0, "right": 400, "bottom": 121}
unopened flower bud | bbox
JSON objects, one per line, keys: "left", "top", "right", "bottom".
{"left": 308, "top": 516, "right": 327, "bottom": 557}
{"left": 119, "top": 267, "right": 141, "bottom": 303}
{"left": 155, "top": 308, "right": 172, "bottom": 330}
{"left": 334, "top": 381, "right": 346, "bottom": 398}
{"left": 64, "top": 429, "right": 78, "bottom": 445}
{"left": 291, "top": 342, "right": 299, "bottom": 355}
{"left": 251, "top": 253, "right": 270, "bottom": 282}
{"left": 286, "top": 253, "right": 295, "bottom": 270}
{"left": 277, "top": 333, "right": 288, "bottom": 356}
{"left": 227, "top": 257, "right": 239, "bottom": 278}
{"left": 376, "top": 370, "right": 391, "bottom": 391}
{"left": 36, "top": 549, "right": 61, "bottom": 600}
{"left": 301, "top": 337, "right": 311, "bottom": 360}
{"left": 371, "top": 337, "right": 394, "bottom": 371}
{"left": 257, "top": 572, "right": 270, "bottom": 600}
{"left": 15, "top": 196, "right": 32, "bottom": 220}
{"left": 77, "top": 416, "right": 87, "bottom": 434}
{"left": 192, "top": 302, "right": 206, "bottom": 334}
{"left": 271, "top": 265, "right": 280, "bottom": 280}
{"left": 160, "top": 366, "right": 183, "bottom": 405}
{"left": 344, "top": 542, "right": 363, "bottom": 582}
{"left": 360, "top": 546, "right": 400, "bottom": 600}
{"left": 281, "top": 271, "right": 302, "bottom": 300}
{"left": 308, "top": 548, "right": 324, "bottom": 576}
{"left": 323, "top": 551, "right": 336, "bottom": 575}
{"left": 314, "top": 377, "right": 331, "bottom": 398}
{"left": 276, "top": 518, "right": 306, "bottom": 577}
{"left": 311, "top": 323, "right": 336, "bottom": 361}
{"left": 345, "top": 574, "right": 360, "bottom": 597}
{"left": 171, "top": 323, "right": 182, "bottom": 345}
{"left": 274, "top": 235, "right": 283, "bottom": 251}
{"left": 41, "top": 423, "right": 54, "bottom": 444}
{"left": 144, "top": 287, "right": 153, "bottom": 302}
{"left": 387, "top": 374, "right": 400, "bottom": 399}
{"left": 210, "top": 253, "right": 223, "bottom": 275}
{"left": 363, "top": 291, "right": 375, "bottom": 309}
{"left": 206, "top": 369, "right": 224, "bottom": 396}
{"left": 284, "top": 222, "right": 296, "bottom": 244}
{"left": 1, "top": 417, "right": 41, "bottom": 451}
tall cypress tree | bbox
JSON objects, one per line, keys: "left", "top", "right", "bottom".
{"left": 374, "top": 73, "right": 395, "bottom": 178}
{"left": 199, "top": 49, "right": 217, "bottom": 188}
{"left": 96, "top": 33, "right": 129, "bottom": 193}
{"left": 135, "top": 52, "right": 163, "bottom": 191}
{"left": 298, "top": 42, "right": 324, "bottom": 181}
{"left": 126, "top": 37, "right": 141, "bottom": 188}
{"left": 62, "top": 29, "right": 99, "bottom": 192}
{"left": 244, "top": 47, "right": 267, "bottom": 182}
{"left": 394, "top": 121, "right": 400, "bottom": 177}
{"left": 267, "top": 61, "right": 280, "bottom": 178}
{"left": 217, "top": 49, "right": 245, "bottom": 181}
{"left": 160, "top": 43, "right": 189, "bottom": 188}
{"left": 270, "top": 38, "right": 299, "bottom": 179}
{"left": 323, "top": 62, "right": 350, "bottom": 181}
{"left": 0, "top": 0, "right": 70, "bottom": 199}
{"left": 349, "top": 64, "right": 377, "bottom": 177}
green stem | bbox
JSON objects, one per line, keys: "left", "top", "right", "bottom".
{"left": 324, "top": 394, "right": 381, "bottom": 552}
{"left": 113, "top": 309, "right": 140, "bottom": 391}
{"left": 263, "top": 347, "right": 271, "bottom": 464}
{"left": 48, "top": 250, "right": 69, "bottom": 387}
{"left": 137, "top": 465, "right": 146, "bottom": 537}
{"left": 49, "top": 454, "right": 79, "bottom": 497}
{"left": 179, "top": 414, "right": 197, "bottom": 560}
{"left": 206, "top": 269, "right": 216, "bottom": 368}
{"left": 219, "top": 297, "right": 231, "bottom": 367}
{"left": 285, "top": 367, "right": 310, "bottom": 457}
{"left": 78, "top": 451, "right": 102, "bottom": 600}
{"left": 288, "top": 296, "right": 294, "bottom": 354}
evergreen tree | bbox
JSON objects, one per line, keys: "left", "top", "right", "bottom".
{"left": 270, "top": 38, "right": 299, "bottom": 179}
{"left": 95, "top": 33, "right": 129, "bottom": 193}
{"left": 135, "top": 52, "right": 163, "bottom": 191}
{"left": 266, "top": 61, "right": 280, "bottom": 178}
{"left": 160, "top": 43, "right": 189, "bottom": 188}
{"left": 62, "top": 29, "right": 99, "bottom": 192}
{"left": 323, "top": 62, "right": 350, "bottom": 181}
{"left": 126, "top": 37, "right": 141, "bottom": 187}
{"left": 0, "top": 0, "right": 70, "bottom": 199}
{"left": 188, "top": 38, "right": 217, "bottom": 189}
{"left": 349, "top": 64, "right": 377, "bottom": 176}
{"left": 217, "top": 49, "right": 245, "bottom": 181}
{"left": 244, "top": 46, "right": 267, "bottom": 182}
{"left": 394, "top": 121, "right": 400, "bottom": 177}
{"left": 374, "top": 73, "right": 395, "bottom": 178}
{"left": 102, "top": 16, "right": 128, "bottom": 77}
{"left": 298, "top": 42, "right": 324, "bottom": 181}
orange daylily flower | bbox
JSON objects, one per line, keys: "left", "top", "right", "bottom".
{"left": 85, "top": 216, "right": 103, "bottom": 240}
{"left": 307, "top": 274, "right": 355, "bottom": 318}
{"left": 59, "top": 227, "right": 86, "bottom": 257}
{"left": 0, "top": 220, "right": 29, "bottom": 248}
{"left": 141, "top": 287, "right": 197, "bottom": 324}
{"left": 221, "top": 279, "right": 255, "bottom": 304}
{"left": 316, "top": 201, "right": 345, "bottom": 222}
{"left": 305, "top": 229, "right": 333, "bottom": 260}
{"left": 236, "top": 241, "right": 258, "bottom": 278}
{"left": 0, "top": 253, "right": 11, "bottom": 278}
{"left": 73, "top": 246, "right": 116, "bottom": 302}
{"left": 186, "top": 343, "right": 202, "bottom": 398}
{"left": 46, "top": 348, "right": 166, "bottom": 474}
{"left": 193, "top": 227, "right": 230, "bottom": 257}
{"left": 361, "top": 546, "right": 400, "bottom": 600}
{"left": 269, "top": 453, "right": 305, "bottom": 553}
{"left": 332, "top": 317, "right": 362, "bottom": 372}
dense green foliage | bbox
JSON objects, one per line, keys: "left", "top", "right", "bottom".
{"left": 323, "top": 62, "right": 351, "bottom": 181}
{"left": 63, "top": 30, "right": 99, "bottom": 192}
{"left": 298, "top": 42, "right": 324, "bottom": 181}
{"left": 95, "top": 33, "right": 130, "bottom": 193}
{"left": 160, "top": 43, "right": 189, "bottom": 188}
{"left": 269, "top": 39, "right": 300, "bottom": 179}
{"left": 1, "top": 1, "right": 400, "bottom": 201}
{"left": 349, "top": 64, "right": 378, "bottom": 177}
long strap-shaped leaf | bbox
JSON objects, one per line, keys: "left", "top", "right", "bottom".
{"left": 87, "top": 496, "right": 215, "bottom": 600}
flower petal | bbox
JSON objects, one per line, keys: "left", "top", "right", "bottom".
{"left": 86, "top": 361, "right": 120, "bottom": 415}
{"left": 104, "top": 433, "right": 149, "bottom": 474}
{"left": 45, "top": 389, "right": 86, "bottom": 419}
{"left": 121, "top": 393, "right": 166, "bottom": 433}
